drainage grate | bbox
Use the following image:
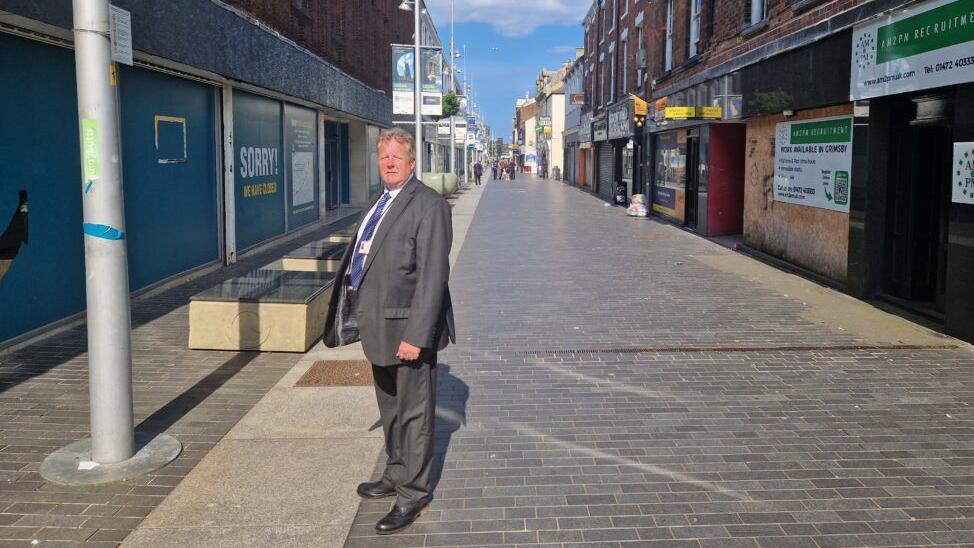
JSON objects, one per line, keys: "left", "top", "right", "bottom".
{"left": 513, "top": 344, "right": 960, "bottom": 357}
{"left": 295, "top": 360, "right": 373, "bottom": 387}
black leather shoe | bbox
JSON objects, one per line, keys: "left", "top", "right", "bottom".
{"left": 356, "top": 481, "right": 396, "bottom": 499}
{"left": 375, "top": 499, "right": 430, "bottom": 535}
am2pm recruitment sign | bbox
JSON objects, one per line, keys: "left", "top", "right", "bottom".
{"left": 773, "top": 116, "right": 852, "bottom": 213}
{"left": 851, "top": 0, "right": 974, "bottom": 99}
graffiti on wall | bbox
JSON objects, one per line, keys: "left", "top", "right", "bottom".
{"left": 0, "top": 190, "right": 28, "bottom": 280}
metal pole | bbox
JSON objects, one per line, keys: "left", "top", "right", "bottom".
{"left": 414, "top": 0, "right": 423, "bottom": 180}
{"left": 449, "top": 0, "right": 456, "bottom": 177}
{"left": 462, "top": 44, "right": 468, "bottom": 186}
{"left": 72, "top": 0, "right": 134, "bottom": 464}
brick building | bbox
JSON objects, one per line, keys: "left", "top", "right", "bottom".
{"left": 580, "top": 0, "right": 974, "bottom": 342}
{"left": 224, "top": 0, "right": 413, "bottom": 94}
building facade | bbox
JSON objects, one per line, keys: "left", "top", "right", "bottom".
{"left": 581, "top": 0, "right": 974, "bottom": 342}
{"left": 563, "top": 51, "right": 586, "bottom": 186}
{"left": 536, "top": 66, "right": 569, "bottom": 179}
{"left": 0, "top": 0, "right": 409, "bottom": 345}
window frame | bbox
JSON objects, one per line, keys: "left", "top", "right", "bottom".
{"left": 689, "top": 0, "right": 702, "bottom": 57}
{"left": 665, "top": 0, "right": 674, "bottom": 72}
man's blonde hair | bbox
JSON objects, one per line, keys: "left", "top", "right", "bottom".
{"left": 377, "top": 127, "right": 416, "bottom": 162}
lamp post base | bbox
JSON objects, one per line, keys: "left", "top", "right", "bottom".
{"left": 40, "top": 433, "right": 181, "bottom": 486}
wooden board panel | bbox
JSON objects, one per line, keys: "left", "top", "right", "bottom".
{"left": 743, "top": 105, "right": 853, "bottom": 282}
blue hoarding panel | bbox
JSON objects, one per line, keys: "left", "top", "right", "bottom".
{"left": 284, "top": 104, "right": 319, "bottom": 230}
{"left": 119, "top": 66, "right": 219, "bottom": 290}
{"left": 233, "top": 90, "right": 284, "bottom": 250}
{"left": 0, "top": 33, "right": 221, "bottom": 343}
{"left": 0, "top": 33, "right": 85, "bottom": 342}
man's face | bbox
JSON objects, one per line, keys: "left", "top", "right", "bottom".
{"left": 378, "top": 140, "right": 416, "bottom": 189}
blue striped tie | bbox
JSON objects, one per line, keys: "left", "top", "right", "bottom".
{"left": 348, "top": 192, "right": 392, "bottom": 290}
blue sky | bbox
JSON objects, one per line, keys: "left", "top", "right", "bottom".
{"left": 425, "top": 0, "right": 588, "bottom": 143}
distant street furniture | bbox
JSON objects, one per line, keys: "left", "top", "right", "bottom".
{"left": 422, "top": 172, "right": 461, "bottom": 197}
{"left": 189, "top": 270, "right": 336, "bottom": 352}
{"left": 281, "top": 240, "right": 348, "bottom": 273}
{"left": 443, "top": 173, "right": 459, "bottom": 195}
{"left": 422, "top": 173, "right": 446, "bottom": 196}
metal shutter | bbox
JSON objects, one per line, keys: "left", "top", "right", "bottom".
{"left": 597, "top": 144, "right": 614, "bottom": 198}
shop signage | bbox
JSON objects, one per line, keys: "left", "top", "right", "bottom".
{"left": 634, "top": 95, "right": 649, "bottom": 116}
{"left": 955, "top": 142, "right": 974, "bottom": 204}
{"left": 851, "top": 0, "right": 974, "bottom": 100}
{"left": 571, "top": 93, "right": 586, "bottom": 105}
{"left": 608, "top": 101, "right": 633, "bottom": 140}
{"left": 538, "top": 116, "right": 552, "bottom": 127}
{"left": 665, "top": 106, "right": 696, "bottom": 119}
{"left": 579, "top": 111, "right": 594, "bottom": 143}
{"left": 663, "top": 106, "right": 723, "bottom": 119}
{"left": 700, "top": 107, "right": 723, "bottom": 119}
{"left": 593, "top": 117, "right": 608, "bottom": 141}
{"left": 773, "top": 116, "right": 853, "bottom": 213}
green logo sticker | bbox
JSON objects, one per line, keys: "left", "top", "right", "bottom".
{"left": 82, "top": 118, "right": 100, "bottom": 184}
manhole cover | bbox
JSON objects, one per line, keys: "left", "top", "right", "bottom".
{"left": 295, "top": 360, "right": 373, "bottom": 387}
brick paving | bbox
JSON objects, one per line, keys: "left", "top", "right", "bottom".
{"left": 346, "top": 176, "right": 974, "bottom": 548}
{"left": 0, "top": 212, "right": 358, "bottom": 547}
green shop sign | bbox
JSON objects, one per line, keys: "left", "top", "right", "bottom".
{"left": 790, "top": 118, "right": 852, "bottom": 144}
{"left": 876, "top": 0, "right": 974, "bottom": 63}
{"left": 852, "top": 0, "right": 974, "bottom": 100}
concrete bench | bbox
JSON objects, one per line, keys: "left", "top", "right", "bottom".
{"left": 281, "top": 240, "right": 348, "bottom": 273}
{"left": 188, "top": 269, "right": 336, "bottom": 352}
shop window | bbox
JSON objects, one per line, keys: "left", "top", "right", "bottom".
{"left": 747, "top": 0, "right": 770, "bottom": 28}
{"left": 665, "top": 0, "right": 674, "bottom": 71}
{"left": 622, "top": 38, "right": 628, "bottom": 94}
{"left": 689, "top": 0, "right": 702, "bottom": 57}
{"left": 610, "top": 50, "right": 617, "bottom": 102}
{"left": 653, "top": 131, "right": 687, "bottom": 222}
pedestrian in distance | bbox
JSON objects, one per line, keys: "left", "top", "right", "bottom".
{"left": 473, "top": 161, "right": 483, "bottom": 186}
{"left": 491, "top": 161, "right": 498, "bottom": 180}
{"left": 324, "top": 127, "right": 456, "bottom": 536}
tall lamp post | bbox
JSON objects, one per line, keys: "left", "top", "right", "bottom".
{"left": 40, "top": 0, "right": 180, "bottom": 486}
{"left": 449, "top": 0, "right": 456, "bottom": 177}
{"left": 462, "top": 44, "right": 468, "bottom": 186}
{"left": 400, "top": 0, "right": 424, "bottom": 179}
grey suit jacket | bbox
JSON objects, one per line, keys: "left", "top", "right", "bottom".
{"left": 323, "top": 177, "right": 456, "bottom": 366}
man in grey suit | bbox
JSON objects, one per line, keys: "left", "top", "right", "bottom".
{"left": 324, "top": 127, "right": 455, "bottom": 535}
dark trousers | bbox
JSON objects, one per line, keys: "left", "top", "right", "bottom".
{"left": 372, "top": 355, "right": 437, "bottom": 506}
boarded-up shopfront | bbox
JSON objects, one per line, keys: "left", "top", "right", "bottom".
{"left": 743, "top": 105, "right": 853, "bottom": 282}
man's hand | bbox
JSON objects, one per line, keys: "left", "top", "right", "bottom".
{"left": 396, "top": 341, "right": 421, "bottom": 362}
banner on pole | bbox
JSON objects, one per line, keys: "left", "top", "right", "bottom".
{"left": 421, "top": 48, "right": 443, "bottom": 116}
{"left": 392, "top": 45, "right": 415, "bottom": 115}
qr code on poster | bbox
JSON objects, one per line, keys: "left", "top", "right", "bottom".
{"left": 835, "top": 171, "right": 849, "bottom": 205}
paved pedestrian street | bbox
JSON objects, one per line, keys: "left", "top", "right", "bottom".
{"left": 0, "top": 212, "right": 360, "bottom": 547}
{"left": 346, "top": 175, "right": 974, "bottom": 548}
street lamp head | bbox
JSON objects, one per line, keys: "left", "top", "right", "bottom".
{"left": 398, "top": 1, "right": 411, "bottom": 10}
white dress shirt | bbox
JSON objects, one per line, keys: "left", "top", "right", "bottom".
{"left": 354, "top": 185, "right": 404, "bottom": 256}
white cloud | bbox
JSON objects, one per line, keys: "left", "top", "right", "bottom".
{"left": 547, "top": 45, "right": 580, "bottom": 55}
{"left": 425, "top": 0, "right": 590, "bottom": 37}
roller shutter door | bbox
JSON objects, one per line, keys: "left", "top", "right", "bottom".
{"left": 597, "top": 144, "right": 614, "bottom": 198}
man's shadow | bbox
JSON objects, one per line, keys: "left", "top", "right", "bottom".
{"left": 432, "top": 362, "right": 468, "bottom": 492}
